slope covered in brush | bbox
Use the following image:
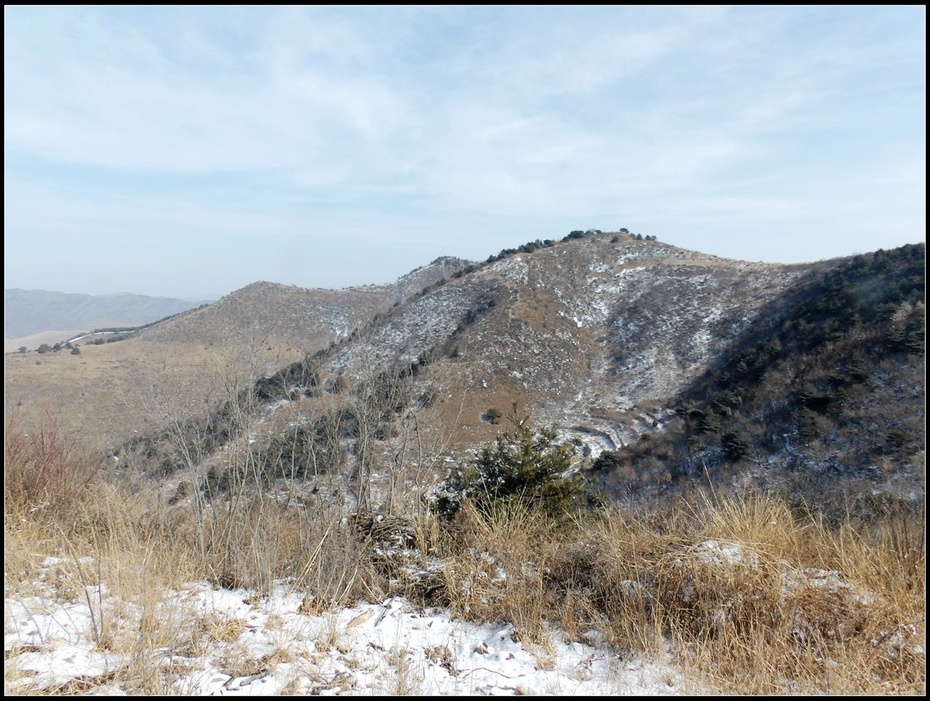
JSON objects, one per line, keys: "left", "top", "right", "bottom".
{"left": 592, "top": 243, "right": 925, "bottom": 514}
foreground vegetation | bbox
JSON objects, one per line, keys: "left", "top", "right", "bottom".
{"left": 5, "top": 413, "right": 924, "bottom": 695}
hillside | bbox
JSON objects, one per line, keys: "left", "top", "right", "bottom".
{"left": 5, "top": 233, "right": 924, "bottom": 509}
{"left": 4, "top": 289, "right": 202, "bottom": 351}
{"left": 137, "top": 255, "right": 470, "bottom": 350}
{"left": 316, "top": 232, "right": 818, "bottom": 450}
{"left": 3, "top": 259, "right": 471, "bottom": 447}
{"left": 105, "top": 232, "right": 924, "bottom": 525}
{"left": 590, "top": 242, "right": 926, "bottom": 517}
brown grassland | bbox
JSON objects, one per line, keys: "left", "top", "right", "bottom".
{"left": 3, "top": 337, "right": 303, "bottom": 450}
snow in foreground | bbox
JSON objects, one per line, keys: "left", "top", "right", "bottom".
{"left": 6, "top": 558, "right": 702, "bottom": 695}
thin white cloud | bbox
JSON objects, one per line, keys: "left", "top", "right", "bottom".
{"left": 3, "top": 5, "right": 924, "bottom": 296}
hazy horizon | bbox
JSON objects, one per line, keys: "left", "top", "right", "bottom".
{"left": 3, "top": 232, "right": 926, "bottom": 304}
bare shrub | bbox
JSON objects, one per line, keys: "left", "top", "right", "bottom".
{"left": 4, "top": 411, "right": 100, "bottom": 521}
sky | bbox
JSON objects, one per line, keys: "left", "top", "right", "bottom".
{"left": 4, "top": 6, "right": 926, "bottom": 300}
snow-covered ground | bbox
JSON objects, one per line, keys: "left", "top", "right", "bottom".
{"left": 9, "top": 544, "right": 920, "bottom": 695}
{"left": 5, "top": 557, "right": 704, "bottom": 696}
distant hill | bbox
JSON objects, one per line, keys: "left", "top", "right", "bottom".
{"left": 3, "top": 258, "right": 472, "bottom": 446}
{"left": 122, "top": 231, "right": 921, "bottom": 517}
{"left": 3, "top": 235, "right": 924, "bottom": 521}
{"left": 139, "top": 259, "right": 472, "bottom": 350}
{"left": 4, "top": 289, "right": 203, "bottom": 350}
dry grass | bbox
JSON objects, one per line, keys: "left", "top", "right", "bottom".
{"left": 635, "top": 490, "right": 923, "bottom": 694}
{"left": 423, "top": 487, "right": 924, "bottom": 695}
{"left": 3, "top": 339, "right": 274, "bottom": 449}
{"left": 3, "top": 414, "right": 386, "bottom": 694}
{"left": 4, "top": 414, "right": 924, "bottom": 695}
{"left": 439, "top": 500, "right": 556, "bottom": 647}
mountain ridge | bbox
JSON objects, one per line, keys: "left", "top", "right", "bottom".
{"left": 142, "top": 231, "right": 919, "bottom": 517}
{"left": 4, "top": 232, "right": 924, "bottom": 521}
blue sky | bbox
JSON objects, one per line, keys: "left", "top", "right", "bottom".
{"left": 4, "top": 6, "right": 925, "bottom": 300}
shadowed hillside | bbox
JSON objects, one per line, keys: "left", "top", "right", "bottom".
{"left": 590, "top": 242, "right": 926, "bottom": 518}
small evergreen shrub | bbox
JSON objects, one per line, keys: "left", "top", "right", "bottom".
{"left": 434, "top": 409, "right": 582, "bottom": 520}
{"left": 722, "top": 430, "right": 752, "bottom": 462}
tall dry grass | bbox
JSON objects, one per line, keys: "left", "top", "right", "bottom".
{"left": 4, "top": 411, "right": 924, "bottom": 695}
{"left": 424, "top": 486, "right": 924, "bottom": 695}
{"left": 438, "top": 500, "right": 558, "bottom": 653}
{"left": 652, "top": 488, "right": 925, "bottom": 694}
{"left": 4, "top": 412, "right": 387, "bottom": 694}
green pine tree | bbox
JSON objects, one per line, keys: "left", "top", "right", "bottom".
{"left": 436, "top": 406, "right": 582, "bottom": 519}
